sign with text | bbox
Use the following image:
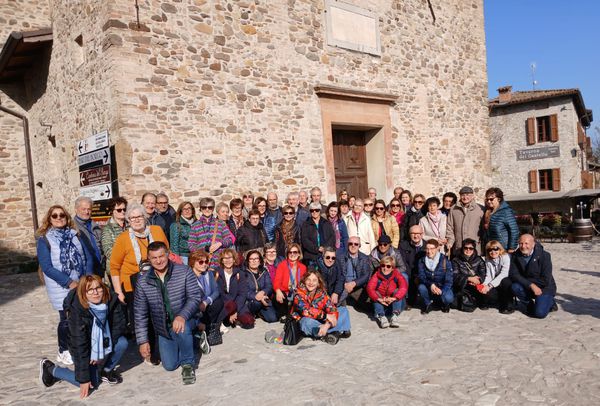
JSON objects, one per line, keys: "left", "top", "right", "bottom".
{"left": 80, "top": 183, "right": 113, "bottom": 201}
{"left": 516, "top": 146, "right": 560, "bottom": 161}
{"left": 78, "top": 147, "right": 110, "bottom": 170}
{"left": 77, "top": 130, "right": 109, "bottom": 156}
{"left": 80, "top": 165, "right": 111, "bottom": 187}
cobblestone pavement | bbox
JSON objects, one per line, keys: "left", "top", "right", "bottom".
{"left": 1, "top": 242, "right": 600, "bottom": 405}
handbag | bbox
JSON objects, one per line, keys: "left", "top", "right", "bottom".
{"left": 283, "top": 315, "right": 302, "bottom": 346}
{"left": 206, "top": 323, "right": 223, "bottom": 346}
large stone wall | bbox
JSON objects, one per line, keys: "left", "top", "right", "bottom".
{"left": 490, "top": 96, "right": 583, "bottom": 197}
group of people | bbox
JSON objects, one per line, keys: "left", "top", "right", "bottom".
{"left": 36, "top": 185, "right": 557, "bottom": 396}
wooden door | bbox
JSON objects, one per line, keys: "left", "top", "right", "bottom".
{"left": 333, "top": 130, "right": 368, "bottom": 198}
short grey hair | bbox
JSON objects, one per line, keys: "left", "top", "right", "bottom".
{"left": 309, "top": 202, "right": 322, "bottom": 210}
{"left": 126, "top": 203, "right": 146, "bottom": 220}
{"left": 156, "top": 192, "right": 169, "bottom": 201}
{"left": 287, "top": 191, "right": 299, "bottom": 200}
{"left": 310, "top": 187, "right": 321, "bottom": 194}
{"left": 74, "top": 196, "right": 93, "bottom": 208}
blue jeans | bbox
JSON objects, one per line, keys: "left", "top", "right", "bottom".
{"left": 418, "top": 284, "right": 454, "bottom": 307}
{"left": 299, "top": 307, "right": 351, "bottom": 337}
{"left": 511, "top": 282, "right": 555, "bottom": 319}
{"left": 158, "top": 320, "right": 195, "bottom": 371}
{"left": 52, "top": 335, "right": 128, "bottom": 387}
{"left": 373, "top": 300, "right": 404, "bottom": 317}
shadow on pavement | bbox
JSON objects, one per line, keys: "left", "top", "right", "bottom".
{"left": 0, "top": 273, "right": 43, "bottom": 307}
{"left": 561, "top": 268, "right": 600, "bottom": 278}
{"left": 555, "top": 293, "right": 600, "bottom": 319}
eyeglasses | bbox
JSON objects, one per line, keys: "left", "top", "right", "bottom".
{"left": 129, "top": 215, "right": 145, "bottom": 221}
{"left": 324, "top": 255, "right": 336, "bottom": 260}
{"left": 265, "top": 250, "right": 277, "bottom": 255}
{"left": 485, "top": 197, "right": 496, "bottom": 202}
{"left": 113, "top": 208, "right": 126, "bottom": 213}
{"left": 196, "top": 260, "right": 208, "bottom": 265}
{"left": 379, "top": 243, "right": 389, "bottom": 247}
{"left": 390, "top": 204, "right": 400, "bottom": 208}
{"left": 283, "top": 211, "right": 294, "bottom": 215}
{"left": 463, "top": 247, "right": 475, "bottom": 251}
{"left": 414, "top": 200, "right": 424, "bottom": 204}
{"left": 200, "top": 206, "right": 214, "bottom": 210}
{"left": 381, "top": 264, "right": 393, "bottom": 269}
{"left": 348, "top": 242, "right": 360, "bottom": 247}
{"left": 309, "top": 209, "right": 321, "bottom": 213}
{"left": 243, "top": 195, "right": 253, "bottom": 199}
{"left": 487, "top": 247, "right": 500, "bottom": 252}
{"left": 157, "top": 201, "right": 168, "bottom": 205}
{"left": 249, "top": 257, "right": 261, "bottom": 261}
{"left": 364, "top": 203, "right": 374, "bottom": 207}
{"left": 288, "top": 250, "right": 300, "bottom": 255}
{"left": 51, "top": 213, "right": 66, "bottom": 219}
{"left": 86, "top": 286, "right": 102, "bottom": 294}
{"left": 375, "top": 207, "right": 385, "bottom": 211}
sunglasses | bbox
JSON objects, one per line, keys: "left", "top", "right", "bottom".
{"left": 375, "top": 207, "right": 385, "bottom": 211}
{"left": 414, "top": 200, "right": 424, "bottom": 204}
{"left": 200, "top": 206, "right": 214, "bottom": 210}
{"left": 51, "top": 213, "right": 67, "bottom": 219}
{"left": 487, "top": 247, "right": 500, "bottom": 252}
{"left": 381, "top": 264, "right": 393, "bottom": 269}
{"left": 348, "top": 242, "right": 360, "bottom": 247}
{"left": 196, "top": 260, "right": 208, "bottom": 265}
{"left": 364, "top": 203, "right": 374, "bottom": 206}
{"left": 324, "top": 255, "right": 336, "bottom": 260}
{"left": 390, "top": 204, "right": 400, "bottom": 208}
{"left": 485, "top": 198, "right": 496, "bottom": 202}
{"left": 463, "top": 246, "right": 475, "bottom": 251}
{"left": 243, "top": 195, "right": 253, "bottom": 199}
{"left": 283, "top": 211, "right": 294, "bottom": 215}
{"left": 309, "top": 209, "right": 321, "bottom": 213}
{"left": 379, "top": 242, "right": 389, "bottom": 247}
{"left": 288, "top": 250, "right": 300, "bottom": 255}
{"left": 114, "top": 208, "right": 126, "bottom": 213}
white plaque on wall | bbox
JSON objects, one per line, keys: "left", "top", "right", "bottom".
{"left": 325, "top": 0, "right": 381, "bottom": 56}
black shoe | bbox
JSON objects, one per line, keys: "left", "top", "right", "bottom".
{"left": 550, "top": 302, "right": 558, "bottom": 312}
{"left": 39, "top": 359, "right": 58, "bottom": 387}
{"left": 339, "top": 331, "right": 351, "bottom": 339}
{"left": 101, "top": 369, "right": 123, "bottom": 385}
{"left": 421, "top": 304, "right": 432, "bottom": 315}
{"left": 479, "top": 305, "right": 489, "bottom": 311}
{"left": 441, "top": 306, "right": 450, "bottom": 313}
{"left": 405, "top": 304, "right": 412, "bottom": 311}
{"left": 322, "top": 332, "right": 340, "bottom": 345}
{"left": 499, "top": 307, "right": 515, "bottom": 315}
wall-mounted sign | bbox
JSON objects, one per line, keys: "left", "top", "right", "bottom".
{"left": 77, "top": 130, "right": 109, "bottom": 156}
{"left": 78, "top": 147, "right": 110, "bottom": 170}
{"left": 516, "top": 145, "right": 560, "bottom": 161}
{"left": 80, "top": 165, "right": 111, "bottom": 187}
{"left": 80, "top": 183, "right": 113, "bottom": 201}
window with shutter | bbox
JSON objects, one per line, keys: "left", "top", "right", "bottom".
{"left": 552, "top": 168, "right": 561, "bottom": 191}
{"left": 538, "top": 169, "right": 552, "bottom": 191}
{"left": 528, "top": 170, "right": 538, "bottom": 193}
{"left": 549, "top": 114, "right": 559, "bottom": 142}
{"left": 536, "top": 116, "right": 551, "bottom": 142}
{"left": 526, "top": 117, "right": 536, "bottom": 145}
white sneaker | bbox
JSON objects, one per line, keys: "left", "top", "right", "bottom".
{"left": 57, "top": 350, "right": 73, "bottom": 365}
{"left": 220, "top": 324, "right": 229, "bottom": 334}
{"left": 389, "top": 313, "right": 401, "bottom": 328}
{"left": 376, "top": 315, "right": 390, "bottom": 329}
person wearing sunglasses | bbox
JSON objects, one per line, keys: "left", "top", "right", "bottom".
{"left": 188, "top": 197, "right": 233, "bottom": 271}
{"left": 366, "top": 256, "right": 408, "bottom": 328}
{"left": 243, "top": 250, "right": 277, "bottom": 323}
{"left": 37, "top": 205, "right": 90, "bottom": 366}
{"left": 346, "top": 198, "right": 376, "bottom": 256}
{"left": 169, "top": 201, "right": 197, "bottom": 265}
{"left": 274, "top": 205, "right": 301, "bottom": 258}
{"left": 337, "top": 236, "right": 375, "bottom": 311}
{"left": 402, "top": 193, "right": 426, "bottom": 242}
{"left": 301, "top": 202, "right": 336, "bottom": 268}
{"left": 101, "top": 197, "right": 129, "bottom": 284}
{"left": 189, "top": 250, "right": 225, "bottom": 348}
{"left": 451, "top": 238, "right": 486, "bottom": 312}
{"left": 273, "top": 243, "right": 307, "bottom": 319}
{"left": 417, "top": 239, "right": 454, "bottom": 314}
{"left": 476, "top": 240, "right": 514, "bottom": 313}
{"left": 39, "top": 275, "right": 128, "bottom": 398}
{"left": 388, "top": 198, "right": 406, "bottom": 236}
{"left": 74, "top": 196, "right": 103, "bottom": 278}
{"left": 241, "top": 192, "right": 254, "bottom": 220}
{"left": 482, "top": 187, "right": 519, "bottom": 254}
{"left": 316, "top": 247, "right": 345, "bottom": 307}
{"left": 446, "top": 186, "right": 484, "bottom": 257}
{"left": 371, "top": 199, "right": 400, "bottom": 249}
{"left": 285, "top": 192, "right": 309, "bottom": 227}
{"left": 370, "top": 235, "right": 408, "bottom": 277}
{"left": 363, "top": 197, "right": 375, "bottom": 217}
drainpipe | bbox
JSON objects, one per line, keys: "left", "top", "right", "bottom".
{"left": 0, "top": 103, "right": 39, "bottom": 231}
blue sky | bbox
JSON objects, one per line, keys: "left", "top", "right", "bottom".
{"left": 484, "top": 0, "right": 599, "bottom": 142}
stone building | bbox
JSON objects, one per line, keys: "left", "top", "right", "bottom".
{"left": 489, "top": 85, "right": 595, "bottom": 215}
{"left": 0, "top": 0, "right": 491, "bottom": 272}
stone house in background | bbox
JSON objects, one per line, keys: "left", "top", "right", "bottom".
{"left": 488, "top": 85, "right": 596, "bottom": 216}
{"left": 0, "top": 0, "right": 491, "bottom": 272}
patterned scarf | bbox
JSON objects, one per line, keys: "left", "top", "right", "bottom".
{"left": 281, "top": 219, "right": 296, "bottom": 249}
{"left": 47, "top": 228, "right": 85, "bottom": 276}
{"left": 89, "top": 302, "right": 112, "bottom": 361}
{"left": 329, "top": 217, "right": 341, "bottom": 249}
{"left": 426, "top": 211, "right": 443, "bottom": 238}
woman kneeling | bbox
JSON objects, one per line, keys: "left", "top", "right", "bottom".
{"left": 40, "top": 275, "right": 127, "bottom": 398}
{"left": 291, "top": 269, "right": 351, "bottom": 345}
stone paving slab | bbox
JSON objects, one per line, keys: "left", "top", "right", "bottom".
{"left": 1, "top": 242, "right": 600, "bottom": 405}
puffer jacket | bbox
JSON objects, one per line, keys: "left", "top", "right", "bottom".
{"left": 291, "top": 287, "right": 338, "bottom": 321}
{"left": 336, "top": 251, "right": 375, "bottom": 288}
{"left": 316, "top": 256, "right": 345, "bottom": 297}
{"left": 63, "top": 289, "right": 126, "bottom": 384}
{"left": 235, "top": 222, "right": 267, "bottom": 254}
{"left": 509, "top": 243, "right": 556, "bottom": 295}
{"left": 301, "top": 217, "right": 336, "bottom": 262}
{"left": 371, "top": 214, "right": 400, "bottom": 248}
{"left": 418, "top": 254, "right": 453, "bottom": 291}
{"left": 451, "top": 253, "right": 485, "bottom": 290}
{"left": 403, "top": 207, "right": 425, "bottom": 241}
{"left": 263, "top": 208, "right": 282, "bottom": 242}
{"left": 101, "top": 218, "right": 128, "bottom": 275}
{"left": 170, "top": 217, "right": 194, "bottom": 256}
{"left": 244, "top": 266, "right": 273, "bottom": 305}
{"left": 134, "top": 262, "right": 201, "bottom": 344}
{"left": 215, "top": 266, "right": 249, "bottom": 314}
{"left": 484, "top": 201, "right": 519, "bottom": 251}
{"left": 370, "top": 246, "right": 408, "bottom": 275}
{"left": 366, "top": 268, "right": 408, "bottom": 301}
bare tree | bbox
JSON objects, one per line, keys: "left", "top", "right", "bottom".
{"left": 592, "top": 126, "right": 600, "bottom": 163}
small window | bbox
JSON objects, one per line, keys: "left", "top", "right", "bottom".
{"left": 538, "top": 169, "right": 553, "bottom": 191}
{"left": 537, "top": 116, "right": 551, "bottom": 142}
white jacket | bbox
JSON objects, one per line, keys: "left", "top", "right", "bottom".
{"left": 346, "top": 212, "right": 376, "bottom": 256}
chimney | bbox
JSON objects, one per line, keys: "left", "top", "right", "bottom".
{"left": 498, "top": 85, "right": 512, "bottom": 103}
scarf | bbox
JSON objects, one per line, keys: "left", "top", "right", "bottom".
{"left": 182, "top": 216, "right": 195, "bottom": 225}
{"left": 329, "top": 217, "right": 341, "bottom": 249}
{"left": 426, "top": 211, "right": 443, "bottom": 238}
{"left": 281, "top": 219, "right": 296, "bottom": 249}
{"left": 424, "top": 252, "right": 441, "bottom": 273}
{"left": 46, "top": 228, "right": 85, "bottom": 276}
{"left": 129, "top": 227, "right": 154, "bottom": 265}
{"left": 89, "top": 302, "right": 112, "bottom": 361}
{"left": 197, "top": 271, "right": 213, "bottom": 300}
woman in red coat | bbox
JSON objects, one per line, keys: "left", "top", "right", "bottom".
{"left": 272, "top": 243, "right": 307, "bottom": 320}
{"left": 366, "top": 256, "right": 408, "bottom": 329}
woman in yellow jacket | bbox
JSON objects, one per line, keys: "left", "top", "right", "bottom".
{"left": 371, "top": 200, "right": 400, "bottom": 249}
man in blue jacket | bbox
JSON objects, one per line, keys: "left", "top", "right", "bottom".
{"left": 73, "top": 196, "right": 103, "bottom": 277}
{"left": 509, "top": 234, "right": 557, "bottom": 318}
{"left": 337, "top": 236, "right": 375, "bottom": 311}
{"left": 134, "top": 242, "right": 201, "bottom": 384}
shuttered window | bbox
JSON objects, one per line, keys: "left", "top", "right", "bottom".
{"left": 528, "top": 170, "right": 538, "bottom": 193}
{"left": 526, "top": 117, "right": 536, "bottom": 145}
{"left": 537, "top": 168, "right": 561, "bottom": 191}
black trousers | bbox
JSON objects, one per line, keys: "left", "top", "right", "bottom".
{"left": 475, "top": 277, "right": 514, "bottom": 309}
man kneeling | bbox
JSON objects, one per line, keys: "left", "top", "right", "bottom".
{"left": 134, "top": 242, "right": 201, "bottom": 384}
